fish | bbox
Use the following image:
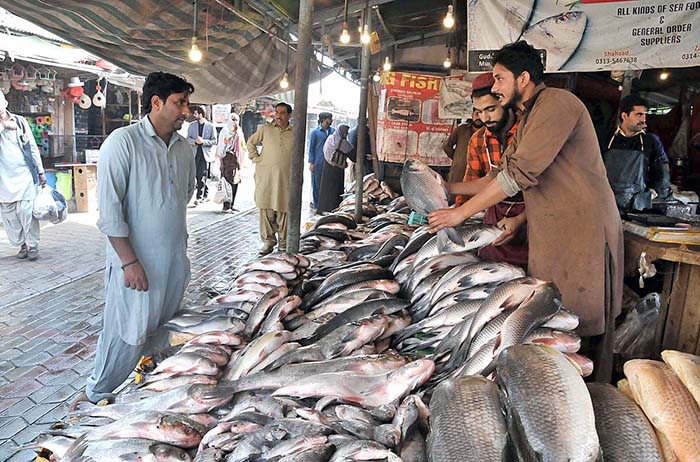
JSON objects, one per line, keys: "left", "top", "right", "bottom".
{"left": 237, "top": 258, "right": 298, "bottom": 277}
{"left": 624, "top": 359, "right": 700, "bottom": 462}
{"left": 428, "top": 262, "right": 525, "bottom": 308}
{"left": 565, "top": 353, "right": 594, "bottom": 377}
{"left": 207, "top": 290, "right": 263, "bottom": 305}
{"left": 262, "top": 436, "right": 329, "bottom": 461}
{"left": 400, "top": 159, "right": 462, "bottom": 248}
{"left": 467, "top": 0, "right": 534, "bottom": 50}
{"left": 390, "top": 228, "right": 433, "bottom": 271}
{"left": 224, "top": 331, "right": 292, "bottom": 381}
{"left": 520, "top": 11, "right": 588, "bottom": 71}
{"left": 661, "top": 349, "right": 700, "bottom": 406}
{"left": 248, "top": 342, "right": 301, "bottom": 374}
{"left": 183, "top": 331, "right": 243, "bottom": 348}
{"left": 138, "top": 374, "right": 219, "bottom": 392}
{"left": 259, "top": 295, "right": 303, "bottom": 335}
{"left": 427, "top": 283, "right": 501, "bottom": 317}
{"left": 406, "top": 254, "right": 481, "bottom": 295}
{"left": 587, "top": 383, "right": 663, "bottom": 462}
{"left": 60, "top": 436, "right": 193, "bottom": 462}
{"left": 233, "top": 270, "right": 286, "bottom": 288}
{"left": 151, "top": 353, "right": 220, "bottom": 377}
{"left": 313, "top": 213, "right": 357, "bottom": 230}
{"left": 214, "top": 353, "right": 407, "bottom": 394}
{"left": 395, "top": 300, "right": 480, "bottom": 344}
{"left": 299, "top": 289, "right": 394, "bottom": 325}
{"left": 273, "top": 359, "right": 435, "bottom": 409}
{"left": 497, "top": 345, "right": 602, "bottom": 462}
{"left": 243, "top": 287, "right": 290, "bottom": 338}
{"left": 411, "top": 226, "right": 503, "bottom": 270}
{"left": 166, "top": 317, "right": 245, "bottom": 336}
{"left": 329, "top": 440, "right": 402, "bottom": 462}
{"left": 301, "top": 264, "right": 394, "bottom": 309}
{"left": 428, "top": 376, "right": 509, "bottom": 462}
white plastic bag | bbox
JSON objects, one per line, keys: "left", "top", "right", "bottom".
{"left": 211, "top": 178, "right": 232, "bottom": 204}
{"left": 32, "top": 186, "right": 67, "bottom": 224}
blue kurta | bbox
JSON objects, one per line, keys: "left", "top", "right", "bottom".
{"left": 308, "top": 125, "right": 334, "bottom": 208}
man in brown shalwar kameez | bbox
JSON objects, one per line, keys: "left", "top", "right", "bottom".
{"left": 429, "top": 41, "right": 623, "bottom": 382}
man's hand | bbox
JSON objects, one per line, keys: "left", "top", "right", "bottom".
{"left": 493, "top": 214, "right": 526, "bottom": 246}
{"left": 428, "top": 207, "right": 467, "bottom": 233}
{"left": 309, "top": 163, "right": 315, "bottom": 173}
{"left": 38, "top": 173, "right": 46, "bottom": 186}
{"left": 195, "top": 136, "right": 203, "bottom": 145}
{"left": 124, "top": 261, "right": 149, "bottom": 291}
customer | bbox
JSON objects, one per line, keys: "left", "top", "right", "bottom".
{"left": 0, "top": 90, "right": 46, "bottom": 260}
{"left": 308, "top": 112, "right": 334, "bottom": 210}
{"left": 217, "top": 112, "right": 246, "bottom": 212}
{"left": 247, "top": 102, "right": 294, "bottom": 254}
{"left": 318, "top": 124, "right": 352, "bottom": 213}
{"left": 71, "top": 72, "right": 196, "bottom": 409}
{"left": 187, "top": 106, "right": 217, "bottom": 205}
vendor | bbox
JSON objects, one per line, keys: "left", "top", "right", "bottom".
{"left": 429, "top": 41, "right": 623, "bottom": 382}
{"left": 604, "top": 94, "right": 672, "bottom": 213}
{"left": 448, "top": 72, "right": 528, "bottom": 267}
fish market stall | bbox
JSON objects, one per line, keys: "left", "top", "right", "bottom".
{"left": 623, "top": 220, "right": 700, "bottom": 356}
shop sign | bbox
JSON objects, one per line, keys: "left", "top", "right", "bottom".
{"left": 467, "top": 0, "right": 700, "bottom": 72}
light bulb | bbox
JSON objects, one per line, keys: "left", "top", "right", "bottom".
{"left": 383, "top": 57, "right": 392, "bottom": 71}
{"left": 340, "top": 21, "right": 350, "bottom": 44}
{"left": 188, "top": 37, "right": 203, "bottom": 63}
{"left": 660, "top": 71, "right": 669, "bottom": 80}
{"left": 443, "top": 5, "right": 455, "bottom": 29}
{"left": 361, "top": 24, "right": 370, "bottom": 44}
{"left": 443, "top": 56, "right": 452, "bottom": 68}
{"left": 373, "top": 72, "right": 381, "bottom": 82}
{"left": 279, "top": 72, "right": 289, "bottom": 89}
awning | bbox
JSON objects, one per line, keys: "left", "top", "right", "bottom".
{"left": 0, "top": 0, "right": 302, "bottom": 103}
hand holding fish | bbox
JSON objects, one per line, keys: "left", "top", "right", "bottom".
{"left": 493, "top": 213, "right": 526, "bottom": 246}
{"left": 428, "top": 207, "right": 469, "bottom": 233}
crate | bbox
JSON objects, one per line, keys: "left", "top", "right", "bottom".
{"left": 73, "top": 164, "right": 97, "bottom": 190}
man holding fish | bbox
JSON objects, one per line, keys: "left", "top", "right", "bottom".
{"left": 429, "top": 41, "right": 623, "bottom": 381}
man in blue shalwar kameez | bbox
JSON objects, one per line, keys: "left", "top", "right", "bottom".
{"left": 307, "top": 112, "right": 334, "bottom": 210}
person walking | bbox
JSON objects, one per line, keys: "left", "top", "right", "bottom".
{"left": 0, "top": 90, "right": 46, "bottom": 260}
{"left": 318, "top": 124, "right": 353, "bottom": 213}
{"left": 308, "top": 112, "right": 334, "bottom": 210}
{"left": 247, "top": 103, "right": 294, "bottom": 254}
{"left": 71, "top": 72, "right": 196, "bottom": 409}
{"left": 187, "top": 106, "right": 217, "bottom": 205}
{"left": 216, "top": 112, "right": 246, "bottom": 213}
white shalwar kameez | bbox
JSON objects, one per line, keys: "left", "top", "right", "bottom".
{"left": 0, "top": 116, "right": 43, "bottom": 248}
{"left": 86, "top": 116, "right": 195, "bottom": 402}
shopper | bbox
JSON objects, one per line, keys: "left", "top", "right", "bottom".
{"left": 187, "top": 105, "right": 217, "bottom": 205}
{"left": 71, "top": 72, "right": 196, "bottom": 409}
{"left": 318, "top": 124, "right": 352, "bottom": 213}
{"left": 0, "top": 90, "right": 46, "bottom": 261}
{"left": 247, "top": 102, "right": 294, "bottom": 254}
{"left": 308, "top": 112, "right": 334, "bottom": 210}
{"left": 217, "top": 112, "right": 246, "bottom": 212}
{"left": 429, "top": 41, "right": 623, "bottom": 382}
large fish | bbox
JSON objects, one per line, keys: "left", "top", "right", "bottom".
{"left": 224, "top": 330, "right": 292, "bottom": 381}
{"left": 624, "top": 359, "right": 700, "bottom": 462}
{"left": 244, "top": 286, "right": 289, "bottom": 338}
{"left": 468, "top": 0, "right": 534, "bottom": 50}
{"left": 428, "top": 376, "right": 509, "bottom": 462}
{"left": 302, "top": 263, "right": 393, "bottom": 309}
{"left": 401, "top": 159, "right": 462, "bottom": 249}
{"left": 587, "top": 383, "right": 663, "bottom": 462}
{"left": 497, "top": 345, "right": 602, "bottom": 461}
{"left": 151, "top": 353, "right": 219, "bottom": 377}
{"left": 60, "top": 436, "right": 193, "bottom": 462}
{"left": 661, "top": 349, "right": 700, "bottom": 407}
{"left": 521, "top": 11, "right": 588, "bottom": 71}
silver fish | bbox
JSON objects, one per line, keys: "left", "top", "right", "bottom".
{"left": 224, "top": 330, "right": 292, "bottom": 381}
{"left": 428, "top": 262, "right": 525, "bottom": 308}
{"left": 259, "top": 295, "right": 302, "bottom": 335}
{"left": 61, "top": 436, "right": 193, "bottom": 462}
{"left": 244, "top": 286, "right": 289, "bottom": 338}
{"left": 468, "top": 0, "right": 534, "bottom": 50}
{"left": 152, "top": 353, "right": 219, "bottom": 376}
{"left": 521, "top": 11, "right": 588, "bottom": 71}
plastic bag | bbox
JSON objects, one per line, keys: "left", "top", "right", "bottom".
{"left": 614, "top": 292, "right": 660, "bottom": 359}
{"left": 32, "top": 186, "right": 68, "bottom": 224}
{"left": 211, "top": 178, "right": 232, "bottom": 204}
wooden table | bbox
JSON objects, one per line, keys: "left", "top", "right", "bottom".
{"left": 623, "top": 221, "right": 700, "bottom": 356}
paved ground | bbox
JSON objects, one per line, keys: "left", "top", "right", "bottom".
{"left": 0, "top": 166, "right": 313, "bottom": 462}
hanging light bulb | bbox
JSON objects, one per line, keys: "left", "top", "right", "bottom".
{"left": 373, "top": 71, "right": 381, "bottom": 82}
{"left": 340, "top": 21, "right": 351, "bottom": 44}
{"left": 188, "top": 37, "right": 203, "bottom": 63}
{"left": 443, "top": 55, "right": 452, "bottom": 68}
{"left": 361, "top": 24, "right": 371, "bottom": 44}
{"left": 659, "top": 71, "right": 669, "bottom": 80}
{"left": 383, "top": 56, "right": 392, "bottom": 72}
{"left": 443, "top": 5, "right": 455, "bottom": 29}
{"left": 279, "top": 72, "right": 289, "bottom": 89}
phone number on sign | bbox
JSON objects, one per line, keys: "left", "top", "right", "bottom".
{"left": 595, "top": 57, "right": 638, "bottom": 65}
{"left": 682, "top": 53, "right": 699, "bottom": 60}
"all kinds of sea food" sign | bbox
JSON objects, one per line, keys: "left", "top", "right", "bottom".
{"left": 467, "top": 0, "right": 700, "bottom": 72}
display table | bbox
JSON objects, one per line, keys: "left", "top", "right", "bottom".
{"left": 623, "top": 220, "right": 700, "bottom": 356}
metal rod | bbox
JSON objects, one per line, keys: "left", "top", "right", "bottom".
{"left": 354, "top": 2, "right": 371, "bottom": 223}
{"left": 192, "top": 0, "right": 199, "bottom": 37}
{"left": 286, "top": 0, "right": 314, "bottom": 253}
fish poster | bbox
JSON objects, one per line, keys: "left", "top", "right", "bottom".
{"left": 377, "top": 71, "right": 454, "bottom": 167}
{"left": 467, "top": 0, "right": 700, "bottom": 72}
{"left": 438, "top": 77, "right": 474, "bottom": 120}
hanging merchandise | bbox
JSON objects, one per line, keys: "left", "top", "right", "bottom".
{"left": 93, "top": 78, "right": 106, "bottom": 107}
{"left": 79, "top": 93, "right": 92, "bottom": 109}
{"left": 62, "top": 76, "right": 85, "bottom": 104}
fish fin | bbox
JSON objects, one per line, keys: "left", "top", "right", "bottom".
{"left": 62, "top": 434, "right": 88, "bottom": 462}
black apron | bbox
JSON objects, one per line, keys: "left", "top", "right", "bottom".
{"left": 603, "top": 134, "right": 651, "bottom": 213}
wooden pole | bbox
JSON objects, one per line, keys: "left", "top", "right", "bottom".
{"left": 286, "top": 0, "right": 314, "bottom": 253}
{"left": 354, "top": 5, "right": 372, "bottom": 223}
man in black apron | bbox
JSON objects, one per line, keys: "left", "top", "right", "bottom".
{"left": 604, "top": 94, "right": 671, "bottom": 214}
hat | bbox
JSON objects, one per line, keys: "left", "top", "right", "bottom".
{"left": 472, "top": 73, "right": 495, "bottom": 92}
{"left": 67, "top": 77, "right": 84, "bottom": 88}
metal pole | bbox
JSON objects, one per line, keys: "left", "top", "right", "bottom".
{"left": 354, "top": 5, "right": 372, "bottom": 223}
{"left": 286, "top": 0, "right": 314, "bottom": 253}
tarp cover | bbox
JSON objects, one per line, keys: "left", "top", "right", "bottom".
{"left": 0, "top": 0, "right": 302, "bottom": 103}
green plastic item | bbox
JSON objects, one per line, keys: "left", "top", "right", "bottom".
{"left": 408, "top": 211, "right": 428, "bottom": 226}
{"left": 56, "top": 170, "right": 73, "bottom": 201}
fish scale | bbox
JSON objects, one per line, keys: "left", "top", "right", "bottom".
{"left": 429, "top": 262, "right": 525, "bottom": 307}
{"left": 428, "top": 376, "right": 509, "bottom": 462}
